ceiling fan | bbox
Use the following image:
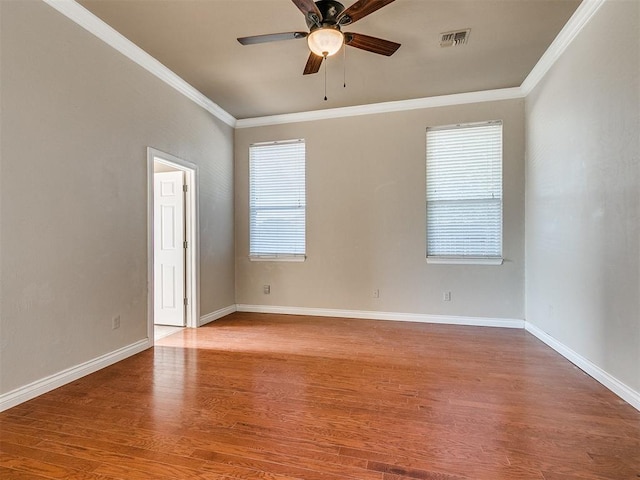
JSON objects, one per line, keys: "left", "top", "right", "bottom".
{"left": 237, "top": 0, "right": 401, "bottom": 75}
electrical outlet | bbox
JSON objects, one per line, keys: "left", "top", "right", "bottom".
{"left": 112, "top": 315, "right": 121, "bottom": 330}
{"left": 373, "top": 289, "right": 379, "bottom": 298}
{"left": 443, "top": 291, "right": 452, "bottom": 302}
{"left": 263, "top": 285, "right": 271, "bottom": 295}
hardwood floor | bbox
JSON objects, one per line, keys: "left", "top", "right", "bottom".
{"left": 1, "top": 312, "right": 638, "bottom": 479}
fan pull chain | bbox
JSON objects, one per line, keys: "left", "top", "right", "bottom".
{"left": 343, "top": 46, "right": 347, "bottom": 88}
{"left": 323, "top": 53, "right": 328, "bottom": 101}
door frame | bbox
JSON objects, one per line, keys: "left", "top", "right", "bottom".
{"left": 147, "top": 147, "right": 200, "bottom": 343}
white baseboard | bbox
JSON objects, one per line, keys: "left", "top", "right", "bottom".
{"left": 236, "top": 304, "right": 524, "bottom": 329}
{"left": 525, "top": 322, "right": 640, "bottom": 412}
{"left": 0, "top": 338, "right": 150, "bottom": 413}
{"left": 198, "top": 304, "right": 237, "bottom": 326}
{"left": 236, "top": 304, "right": 638, "bottom": 411}
{"left": 4, "top": 309, "right": 636, "bottom": 414}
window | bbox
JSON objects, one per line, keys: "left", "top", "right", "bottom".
{"left": 249, "top": 139, "right": 306, "bottom": 260}
{"left": 426, "top": 121, "right": 503, "bottom": 264}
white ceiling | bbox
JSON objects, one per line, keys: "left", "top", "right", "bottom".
{"left": 77, "top": 0, "right": 582, "bottom": 120}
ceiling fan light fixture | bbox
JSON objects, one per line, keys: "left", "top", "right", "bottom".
{"left": 307, "top": 27, "right": 344, "bottom": 57}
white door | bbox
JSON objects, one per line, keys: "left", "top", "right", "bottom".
{"left": 154, "top": 171, "right": 186, "bottom": 326}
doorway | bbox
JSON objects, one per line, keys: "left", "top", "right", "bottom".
{"left": 147, "top": 148, "right": 199, "bottom": 344}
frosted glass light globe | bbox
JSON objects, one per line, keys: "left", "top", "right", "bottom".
{"left": 307, "top": 28, "right": 344, "bottom": 57}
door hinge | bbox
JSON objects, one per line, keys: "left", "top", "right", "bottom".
{"left": 183, "top": 184, "right": 188, "bottom": 192}
{"left": 184, "top": 297, "right": 188, "bottom": 306}
{"left": 183, "top": 240, "right": 188, "bottom": 249}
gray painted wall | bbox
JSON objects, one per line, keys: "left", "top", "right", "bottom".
{"left": 235, "top": 100, "right": 525, "bottom": 319}
{"left": 525, "top": 0, "right": 639, "bottom": 392}
{"left": 0, "top": 1, "right": 235, "bottom": 394}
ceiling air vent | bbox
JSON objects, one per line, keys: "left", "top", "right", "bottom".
{"left": 440, "top": 29, "right": 471, "bottom": 47}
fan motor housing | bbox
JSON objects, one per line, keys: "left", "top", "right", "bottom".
{"left": 306, "top": 0, "right": 346, "bottom": 29}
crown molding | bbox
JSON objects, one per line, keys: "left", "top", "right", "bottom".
{"left": 43, "top": 0, "right": 604, "bottom": 129}
{"left": 42, "top": 0, "right": 237, "bottom": 127}
{"left": 521, "top": 0, "right": 606, "bottom": 95}
{"left": 235, "top": 0, "right": 605, "bottom": 128}
{"left": 235, "top": 87, "right": 525, "bottom": 128}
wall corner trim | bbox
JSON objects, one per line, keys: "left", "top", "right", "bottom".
{"left": 199, "top": 304, "right": 237, "bottom": 327}
{"left": 236, "top": 304, "right": 524, "bottom": 329}
{"left": 525, "top": 322, "right": 640, "bottom": 412}
{"left": 520, "top": 0, "right": 606, "bottom": 95}
{"left": 0, "top": 338, "right": 151, "bottom": 413}
{"left": 42, "top": 0, "right": 237, "bottom": 127}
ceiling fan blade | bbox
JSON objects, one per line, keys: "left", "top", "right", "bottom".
{"left": 345, "top": 32, "right": 400, "bottom": 56}
{"left": 303, "top": 52, "right": 324, "bottom": 75}
{"left": 237, "top": 32, "right": 307, "bottom": 45}
{"left": 292, "top": 0, "right": 323, "bottom": 24}
{"left": 338, "top": 0, "right": 396, "bottom": 26}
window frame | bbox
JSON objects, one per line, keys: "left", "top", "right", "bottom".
{"left": 248, "top": 139, "right": 306, "bottom": 262}
{"left": 425, "top": 120, "right": 504, "bottom": 265}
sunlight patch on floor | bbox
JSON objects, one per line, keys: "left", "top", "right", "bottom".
{"left": 154, "top": 325, "right": 184, "bottom": 342}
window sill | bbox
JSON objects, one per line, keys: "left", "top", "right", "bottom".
{"left": 249, "top": 255, "right": 306, "bottom": 262}
{"left": 427, "top": 256, "right": 503, "bottom": 265}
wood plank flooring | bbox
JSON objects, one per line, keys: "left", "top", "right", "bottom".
{"left": 1, "top": 312, "right": 639, "bottom": 479}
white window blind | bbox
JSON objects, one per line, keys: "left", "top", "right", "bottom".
{"left": 249, "top": 139, "right": 306, "bottom": 260}
{"left": 426, "top": 121, "right": 503, "bottom": 260}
